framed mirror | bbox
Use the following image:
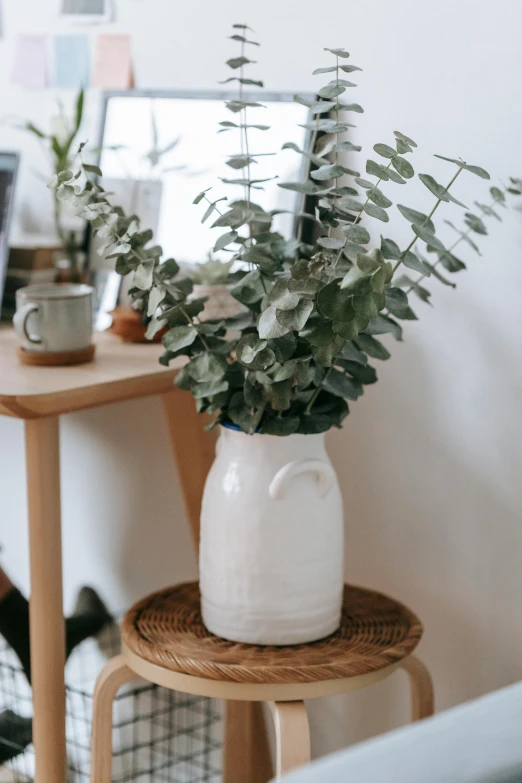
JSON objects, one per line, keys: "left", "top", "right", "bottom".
{"left": 96, "top": 89, "right": 315, "bottom": 267}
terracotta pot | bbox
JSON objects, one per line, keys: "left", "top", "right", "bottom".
{"left": 107, "top": 307, "right": 166, "bottom": 343}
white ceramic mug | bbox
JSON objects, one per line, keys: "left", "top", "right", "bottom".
{"left": 13, "top": 284, "right": 94, "bottom": 354}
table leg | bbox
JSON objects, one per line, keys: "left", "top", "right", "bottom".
{"left": 161, "top": 388, "right": 217, "bottom": 550}
{"left": 25, "top": 417, "right": 67, "bottom": 783}
{"left": 161, "top": 390, "right": 274, "bottom": 780}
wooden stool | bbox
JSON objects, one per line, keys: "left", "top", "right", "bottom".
{"left": 90, "top": 582, "right": 434, "bottom": 782}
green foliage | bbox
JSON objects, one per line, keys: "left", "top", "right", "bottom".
{"left": 48, "top": 30, "right": 511, "bottom": 436}
{"left": 29, "top": 89, "right": 86, "bottom": 266}
{"left": 190, "top": 258, "right": 234, "bottom": 285}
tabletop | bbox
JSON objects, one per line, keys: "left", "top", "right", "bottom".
{"left": 0, "top": 327, "right": 183, "bottom": 419}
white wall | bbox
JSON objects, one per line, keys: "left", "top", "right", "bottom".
{"left": 1, "top": 0, "right": 522, "bottom": 759}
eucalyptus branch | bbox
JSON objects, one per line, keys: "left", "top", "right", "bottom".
{"left": 404, "top": 195, "right": 500, "bottom": 296}
{"left": 333, "top": 160, "right": 392, "bottom": 269}
{"left": 46, "top": 35, "right": 500, "bottom": 439}
{"left": 392, "top": 166, "right": 463, "bottom": 275}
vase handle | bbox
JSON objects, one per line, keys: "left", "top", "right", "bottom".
{"left": 269, "top": 459, "right": 335, "bottom": 500}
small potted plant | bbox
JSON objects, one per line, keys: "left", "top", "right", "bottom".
{"left": 189, "top": 256, "right": 246, "bottom": 321}
{"left": 20, "top": 89, "right": 89, "bottom": 282}
{"left": 51, "top": 27, "right": 510, "bottom": 646}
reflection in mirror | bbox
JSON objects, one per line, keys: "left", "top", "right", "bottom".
{"left": 97, "top": 91, "right": 313, "bottom": 266}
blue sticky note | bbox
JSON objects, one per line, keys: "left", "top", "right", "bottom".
{"left": 53, "top": 35, "right": 90, "bottom": 89}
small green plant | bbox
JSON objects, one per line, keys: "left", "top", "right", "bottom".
{"left": 191, "top": 258, "right": 234, "bottom": 286}
{"left": 22, "top": 89, "right": 86, "bottom": 268}
{"left": 50, "top": 28, "right": 510, "bottom": 436}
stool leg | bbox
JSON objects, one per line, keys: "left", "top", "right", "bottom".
{"left": 91, "top": 655, "right": 137, "bottom": 783}
{"left": 401, "top": 655, "right": 435, "bottom": 721}
{"left": 269, "top": 701, "right": 311, "bottom": 778}
{"left": 223, "top": 701, "right": 273, "bottom": 783}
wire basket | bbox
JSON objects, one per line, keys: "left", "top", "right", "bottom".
{"left": 0, "top": 623, "right": 222, "bottom": 782}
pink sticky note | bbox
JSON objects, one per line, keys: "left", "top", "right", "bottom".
{"left": 12, "top": 35, "right": 48, "bottom": 89}
{"left": 92, "top": 34, "right": 134, "bottom": 89}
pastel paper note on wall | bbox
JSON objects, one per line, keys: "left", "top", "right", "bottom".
{"left": 53, "top": 35, "right": 90, "bottom": 88}
{"left": 12, "top": 35, "right": 48, "bottom": 89}
{"left": 92, "top": 34, "right": 134, "bottom": 89}
{"left": 61, "top": 0, "right": 114, "bottom": 24}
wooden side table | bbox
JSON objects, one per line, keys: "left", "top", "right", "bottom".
{"left": 91, "top": 582, "right": 434, "bottom": 781}
{"left": 0, "top": 329, "right": 271, "bottom": 783}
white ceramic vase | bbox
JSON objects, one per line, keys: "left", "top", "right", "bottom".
{"left": 199, "top": 426, "right": 344, "bottom": 645}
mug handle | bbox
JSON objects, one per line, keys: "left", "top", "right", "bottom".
{"left": 269, "top": 459, "right": 336, "bottom": 500}
{"left": 13, "top": 303, "right": 42, "bottom": 345}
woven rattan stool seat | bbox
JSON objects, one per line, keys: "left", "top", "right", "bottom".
{"left": 121, "top": 581, "right": 422, "bottom": 686}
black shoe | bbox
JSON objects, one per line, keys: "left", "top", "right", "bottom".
{"left": 0, "top": 710, "right": 32, "bottom": 765}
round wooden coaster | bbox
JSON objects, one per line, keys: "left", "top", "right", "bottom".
{"left": 17, "top": 344, "right": 96, "bottom": 367}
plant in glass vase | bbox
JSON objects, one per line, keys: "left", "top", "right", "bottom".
{"left": 50, "top": 27, "right": 509, "bottom": 645}
{"left": 22, "top": 89, "right": 87, "bottom": 281}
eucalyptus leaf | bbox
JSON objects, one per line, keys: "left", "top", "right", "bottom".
{"left": 318, "top": 280, "right": 356, "bottom": 321}
{"left": 337, "top": 103, "right": 364, "bottom": 113}
{"left": 276, "top": 299, "right": 314, "bottom": 331}
{"left": 318, "top": 84, "right": 346, "bottom": 99}
{"left": 392, "top": 156, "right": 414, "bottom": 179}
{"left": 299, "top": 319, "right": 335, "bottom": 346}
{"left": 354, "top": 334, "right": 390, "bottom": 360}
{"left": 394, "top": 131, "right": 417, "bottom": 148}
{"left": 402, "top": 250, "right": 431, "bottom": 275}
{"left": 333, "top": 317, "right": 365, "bottom": 340}
{"left": 386, "top": 168, "right": 406, "bottom": 185}
{"left": 339, "top": 64, "right": 362, "bottom": 73}
{"left": 353, "top": 292, "right": 378, "bottom": 319}
{"left": 437, "top": 251, "right": 466, "bottom": 272}
{"left": 323, "top": 369, "right": 361, "bottom": 400}
{"left": 422, "top": 261, "right": 456, "bottom": 287}
{"left": 311, "top": 335, "right": 346, "bottom": 367}
{"left": 367, "top": 186, "right": 392, "bottom": 208}
{"left": 338, "top": 359, "right": 377, "bottom": 384}
{"left": 147, "top": 285, "right": 166, "bottom": 316}
{"left": 433, "top": 155, "right": 490, "bottom": 180}
{"left": 214, "top": 230, "right": 238, "bottom": 251}
{"left": 278, "top": 181, "right": 323, "bottom": 194}
{"left": 163, "top": 325, "right": 198, "bottom": 352}
{"left": 411, "top": 224, "right": 446, "bottom": 251}
{"left": 258, "top": 306, "right": 290, "bottom": 339}
{"left": 397, "top": 204, "right": 436, "bottom": 233}
{"left": 287, "top": 278, "right": 322, "bottom": 298}
{"left": 385, "top": 287, "right": 409, "bottom": 313}
{"left": 261, "top": 416, "right": 300, "bottom": 436}
{"left": 366, "top": 159, "right": 390, "bottom": 181}
{"left": 380, "top": 236, "right": 401, "bottom": 260}
{"left": 365, "top": 314, "right": 403, "bottom": 341}
{"left": 490, "top": 186, "right": 505, "bottom": 202}
{"left": 464, "top": 212, "right": 488, "bottom": 235}
{"left": 324, "top": 47, "right": 350, "bottom": 57}
{"left": 268, "top": 279, "right": 301, "bottom": 310}
{"left": 133, "top": 260, "right": 155, "bottom": 290}
{"left": 364, "top": 202, "right": 389, "bottom": 222}
{"left": 343, "top": 225, "right": 370, "bottom": 244}
{"left": 226, "top": 56, "right": 255, "bottom": 69}
{"left": 317, "top": 236, "right": 345, "bottom": 250}
{"left": 419, "top": 173, "right": 467, "bottom": 208}
{"left": 312, "top": 66, "right": 337, "bottom": 74}
{"left": 373, "top": 143, "right": 396, "bottom": 159}
{"left": 311, "top": 164, "right": 345, "bottom": 181}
